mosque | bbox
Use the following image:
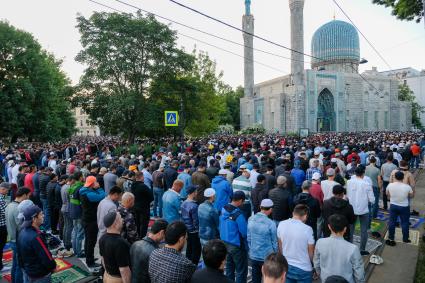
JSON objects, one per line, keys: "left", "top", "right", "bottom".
{"left": 240, "top": 0, "right": 412, "bottom": 133}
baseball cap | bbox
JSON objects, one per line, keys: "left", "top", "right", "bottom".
{"left": 186, "top": 185, "right": 198, "bottom": 195}
{"left": 84, "top": 176, "right": 97, "bottom": 187}
{"left": 22, "top": 205, "right": 42, "bottom": 227}
{"left": 330, "top": 158, "right": 338, "bottom": 163}
{"left": 103, "top": 211, "right": 118, "bottom": 229}
{"left": 218, "top": 169, "right": 228, "bottom": 175}
{"left": 312, "top": 172, "right": 321, "bottom": 180}
{"left": 204, "top": 188, "right": 216, "bottom": 198}
{"left": 232, "top": 191, "right": 246, "bottom": 201}
{"left": 260, "top": 199, "right": 274, "bottom": 208}
{"left": 326, "top": 168, "right": 335, "bottom": 176}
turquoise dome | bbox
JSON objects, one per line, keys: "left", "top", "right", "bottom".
{"left": 311, "top": 20, "right": 360, "bottom": 67}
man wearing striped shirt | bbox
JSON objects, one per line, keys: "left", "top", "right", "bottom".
{"left": 232, "top": 169, "right": 252, "bottom": 220}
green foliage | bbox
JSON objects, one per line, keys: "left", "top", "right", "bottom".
{"left": 217, "top": 124, "right": 235, "bottom": 134}
{"left": 0, "top": 21, "right": 75, "bottom": 142}
{"left": 372, "top": 0, "right": 424, "bottom": 22}
{"left": 219, "top": 85, "right": 244, "bottom": 130}
{"left": 241, "top": 124, "right": 266, "bottom": 134}
{"left": 398, "top": 84, "right": 424, "bottom": 129}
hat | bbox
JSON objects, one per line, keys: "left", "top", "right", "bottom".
{"left": 23, "top": 205, "right": 42, "bottom": 222}
{"left": 232, "top": 191, "right": 246, "bottom": 201}
{"left": 17, "top": 200, "right": 34, "bottom": 222}
{"left": 103, "top": 211, "right": 118, "bottom": 229}
{"left": 99, "top": 167, "right": 108, "bottom": 174}
{"left": 244, "top": 169, "right": 251, "bottom": 175}
{"left": 312, "top": 172, "right": 321, "bottom": 180}
{"left": 0, "top": 182, "right": 11, "bottom": 190}
{"left": 218, "top": 169, "right": 228, "bottom": 175}
{"left": 330, "top": 158, "right": 338, "bottom": 163}
{"left": 130, "top": 154, "right": 136, "bottom": 159}
{"left": 314, "top": 150, "right": 320, "bottom": 155}
{"left": 326, "top": 168, "right": 335, "bottom": 176}
{"left": 84, "top": 176, "right": 97, "bottom": 187}
{"left": 260, "top": 199, "right": 274, "bottom": 208}
{"left": 324, "top": 275, "right": 349, "bottom": 283}
{"left": 186, "top": 185, "right": 198, "bottom": 195}
{"left": 204, "top": 188, "right": 216, "bottom": 198}
{"left": 239, "top": 164, "right": 247, "bottom": 170}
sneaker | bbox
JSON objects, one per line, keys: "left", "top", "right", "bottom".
{"left": 386, "top": 239, "right": 396, "bottom": 246}
{"left": 411, "top": 210, "right": 420, "bottom": 216}
{"left": 57, "top": 249, "right": 74, "bottom": 258}
{"left": 403, "top": 239, "right": 412, "bottom": 244}
{"left": 87, "top": 262, "right": 101, "bottom": 268}
{"left": 77, "top": 252, "right": 86, "bottom": 258}
{"left": 360, "top": 251, "right": 370, "bottom": 256}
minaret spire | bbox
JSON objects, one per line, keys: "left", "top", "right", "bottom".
{"left": 242, "top": 0, "right": 254, "bottom": 98}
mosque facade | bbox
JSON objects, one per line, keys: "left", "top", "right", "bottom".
{"left": 240, "top": 0, "right": 412, "bottom": 133}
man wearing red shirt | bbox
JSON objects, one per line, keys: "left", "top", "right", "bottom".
{"left": 310, "top": 172, "right": 324, "bottom": 207}
{"left": 24, "top": 165, "right": 37, "bottom": 194}
{"left": 346, "top": 149, "right": 360, "bottom": 165}
{"left": 410, "top": 142, "right": 421, "bottom": 169}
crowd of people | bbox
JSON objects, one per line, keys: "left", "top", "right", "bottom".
{"left": 0, "top": 131, "right": 423, "bottom": 283}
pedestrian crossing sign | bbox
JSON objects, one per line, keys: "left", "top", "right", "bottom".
{"left": 165, "top": 111, "right": 179, "bottom": 127}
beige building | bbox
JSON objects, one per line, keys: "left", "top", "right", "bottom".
{"left": 74, "top": 107, "right": 100, "bottom": 136}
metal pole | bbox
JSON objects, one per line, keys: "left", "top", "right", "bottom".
{"left": 180, "top": 97, "right": 184, "bottom": 153}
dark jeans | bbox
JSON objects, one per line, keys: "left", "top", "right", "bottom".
{"left": 250, "top": 259, "right": 263, "bottom": 283}
{"left": 240, "top": 202, "right": 252, "bottom": 221}
{"left": 135, "top": 210, "right": 150, "bottom": 239}
{"left": 40, "top": 198, "right": 50, "bottom": 230}
{"left": 186, "top": 232, "right": 202, "bottom": 265}
{"left": 286, "top": 265, "right": 312, "bottom": 283}
{"left": 153, "top": 187, "right": 164, "bottom": 217}
{"left": 0, "top": 226, "right": 7, "bottom": 270}
{"left": 62, "top": 212, "right": 73, "bottom": 250}
{"left": 83, "top": 221, "right": 98, "bottom": 265}
{"left": 50, "top": 207, "right": 60, "bottom": 233}
{"left": 372, "top": 186, "right": 380, "bottom": 218}
{"left": 225, "top": 243, "right": 248, "bottom": 283}
{"left": 410, "top": 155, "right": 420, "bottom": 169}
{"left": 349, "top": 213, "right": 369, "bottom": 251}
{"left": 383, "top": 181, "right": 389, "bottom": 210}
{"left": 10, "top": 241, "right": 23, "bottom": 283}
{"left": 389, "top": 204, "right": 410, "bottom": 242}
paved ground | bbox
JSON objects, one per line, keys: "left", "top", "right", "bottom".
{"left": 368, "top": 169, "right": 424, "bottom": 283}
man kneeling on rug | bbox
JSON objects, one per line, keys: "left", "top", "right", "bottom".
{"left": 17, "top": 205, "right": 57, "bottom": 283}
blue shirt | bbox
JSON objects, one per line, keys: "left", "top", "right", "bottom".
{"left": 198, "top": 200, "right": 219, "bottom": 241}
{"left": 177, "top": 172, "right": 192, "bottom": 199}
{"left": 162, "top": 189, "right": 182, "bottom": 223}
{"left": 247, "top": 212, "right": 278, "bottom": 261}
{"left": 142, "top": 169, "right": 153, "bottom": 189}
{"left": 358, "top": 151, "right": 368, "bottom": 166}
{"left": 220, "top": 204, "right": 247, "bottom": 247}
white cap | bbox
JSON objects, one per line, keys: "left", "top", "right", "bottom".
{"left": 312, "top": 172, "right": 321, "bottom": 180}
{"left": 260, "top": 199, "right": 274, "bottom": 208}
{"left": 204, "top": 188, "right": 216, "bottom": 198}
{"left": 330, "top": 158, "right": 338, "bottom": 163}
{"left": 239, "top": 164, "right": 247, "bottom": 169}
{"left": 244, "top": 169, "right": 251, "bottom": 175}
{"left": 219, "top": 169, "right": 228, "bottom": 175}
{"left": 138, "top": 155, "right": 143, "bottom": 160}
{"left": 314, "top": 150, "right": 320, "bottom": 155}
{"left": 130, "top": 154, "right": 135, "bottom": 159}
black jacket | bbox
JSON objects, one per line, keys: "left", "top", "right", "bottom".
{"left": 251, "top": 183, "right": 268, "bottom": 214}
{"left": 322, "top": 197, "right": 356, "bottom": 240}
{"left": 205, "top": 167, "right": 219, "bottom": 182}
{"left": 47, "top": 181, "right": 62, "bottom": 209}
{"left": 268, "top": 186, "right": 293, "bottom": 222}
{"left": 164, "top": 167, "right": 178, "bottom": 190}
{"left": 130, "top": 236, "right": 158, "bottom": 283}
{"left": 131, "top": 181, "right": 154, "bottom": 213}
{"left": 264, "top": 173, "right": 276, "bottom": 191}
{"left": 39, "top": 173, "right": 50, "bottom": 199}
{"left": 191, "top": 267, "right": 234, "bottom": 283}
{"left": 293, "top": 192, "right": 321, "bottom": 233}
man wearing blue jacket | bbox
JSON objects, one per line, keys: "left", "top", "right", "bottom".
{"left": 17, "top": 205, "right": 56, "bottom": 282}
{"left": 219, "top": 191, "right": 248, "bottom": 283}
{"left": 212, "top": 170, "right": 233, "bottom": 213}
{"left": 79, "top": 175, "right": 106, "bottom": 268}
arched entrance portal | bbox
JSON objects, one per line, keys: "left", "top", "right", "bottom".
{"left": 317, "top": 89, "right": 335, "bottom": 132}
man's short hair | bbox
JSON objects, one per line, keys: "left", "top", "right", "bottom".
{"left": 202, "top": 239, "right": 227, "bottom": 270}
{"left": 387, "top": 154, "right": 394, "bottom": 161}
{"left": 16, "top": 187, "right": 31, "bottom": 197}
{"left": 165, "top": 221, "right": 187, "bottom": 245}
{"left": 293, "top": 204, "right": 309, "bottom": 217}
{"left": 399, "top": 160, "right": 408, "bottom": 168}
{"left": 257, "top": 174, "right": 266, "bottom": 183}
{"left": 150, "top": 219, "right": 168, "bottom": 234}
{"left": 109, "top": 186, "right": 123, "bottom": 195}
{"left": 135, "top": 171, "right": 144, "bottom": 179}
{"left": 369, "top": 156, "right": 376, "bottom": 163}
{"left": 395, "top": 171, "right": 404, "bottom": 181}
{"left": 328, "top": 214, "right": 347, "bottom": 233}
{"left": 301, "top": 180, "right": 311, "bottom": 191}
{"left": 354, "top": 165, "right": 365, "bottom": 176}
{"left": 72, "top": 171, "right": 83, "bottom": 181}
{"left": 332, "top": 184, "right": 345, "bottom": 195}
{"left": 262, "top": 252, "right": 288, "bottom": 279}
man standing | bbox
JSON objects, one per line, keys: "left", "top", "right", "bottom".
{"left": 6, "top": 187, "right": 30, "bottom": 283}
{"left": 251, "top": 175, "right": 269, "bottom": 214}
{"left": 162, "top": 179, "right": 184, "bottom": 223}
{"left": 198, "top": 188, "right": 219, "bottom": 246}
{"left": 152, "top": 165, "right": 165, "bottom": 218}
{"left": 130, "top": 219, "right": 168, "bottom": 283}
{"left": 68, "top": 172, "right": 85, "bottom": 258}
{"left": 79, "top": 175, "right": 106, "bottom": 268}
{"left": 320, "top": 168, "right": 339, "bottom": 201}
{"left": 269, "top": 176, "right": 293, "bottom": 225}
{"left": 192, "top": 162, "right": 210, "bottom": 203}
{"left": 177, "top": 165, "right": 192, "bottom": 199}
{"left": 38, "top": 168, "right": 51, "bottom": 230}
{"left": 248, "top": 199, "right": 278, "bottom": 283}
{"left": 191, "top": 240, "right": 234, "bottom": 283}
{"left": 277, "top": 204, "right": 315, "bottom": 283}
{"left": 131, "top": 172, "right": 154, "bottom": 238}
{"left": 212, "top": 169, "right": 233, "bottom": 213}
{"left": 386, "top": 171, "right": 414, "bottom": 246}
{"left": 17, "top": 205, "right": 56, "bottom": 282}
{"left": 0, "top": 182, "right": 10, "bottom": 270}
{"left": 346, "top": 166, "right": 375, "bottom": 256}
{"left": 103, "top": 165, "right": 118, "bottom": 194}
{"left": 164, "top": 160, "right": 179, "bottom": 190}
{"left": 314, "top": 214, "right": 365, "bottom": 283}
{"left": 365, "top": 156, "right": 382, "bottom": 220}
{"left": 149, "top": 221, "right": 196, "bottom": 283}
{"left": 380, "top": 155, "right": 397, "bottom": 210}
{"left": 99, "top": 211, "right": 131, "bottom": 283}
{"left": 118, "top": 192, "right": 139, "bottom": 244}
{"left": 97, "top": 186, "right": 122, "bottom": 239}
{"left": 293, "top": 181, "right": 321, "bottom": 240}
{"left": 220, "top": 191, "right": 248, "bottom": 283}
{"left": 181, "top": 185, "right": 201, "bottom": 264}
{"left": 232, "top": 169, "right": 252, "bottom": 220}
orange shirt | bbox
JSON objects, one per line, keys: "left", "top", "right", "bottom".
{"left": 411, "top": 144, "right": 421, "bottom": 156}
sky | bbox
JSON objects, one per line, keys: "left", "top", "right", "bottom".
{"left": 1, "top": 0, "right": 424, "bottom": 88}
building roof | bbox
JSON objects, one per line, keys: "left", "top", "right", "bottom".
{"left": 311, "top": 20, "right": 360, "bottom": 67}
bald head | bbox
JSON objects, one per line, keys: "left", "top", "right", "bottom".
{"left": 121, "top": 192, "right": 135, "bottom": 209}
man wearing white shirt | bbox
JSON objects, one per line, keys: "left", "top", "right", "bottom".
{"left": 277, "top": 204, "right": 315, "bottom": 283}
{"left": 346, "top": 166, "right": 375, "bottom": 256}
{"left": 249, "top": 164, "right": 260, "bottom": 189}
{"left": 321, "top": 168, "right": 339, "bottom": 201}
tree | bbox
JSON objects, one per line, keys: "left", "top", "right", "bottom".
{"left": 398, "top": 84, "right": 424, "bottom": 128}
{"left": 219, "top": 85, "right": 244, "bottom": 130}
{"left": 0, "top": 21, "right": 75, "bottom": 142}
{"left": 74, "top": 12, "right": 193, "bottom": 142}
{"left": 372, "top": 0, "right": 424, "bottom": 22}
